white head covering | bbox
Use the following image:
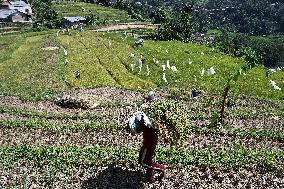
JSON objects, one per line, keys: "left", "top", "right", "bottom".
{"left": 129, "top": 111, "right": 152, "bottom": 134}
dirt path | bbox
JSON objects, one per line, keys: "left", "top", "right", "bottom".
{"left": 94, "top": 22, "right": 159, "bottom": 32}
{"left": 227, "top": 118, "right": 284, "bottom": 132}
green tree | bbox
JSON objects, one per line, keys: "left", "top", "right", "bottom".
{"left": 29, "top": 0, "right": 58, "bottom": 28}
{"left": 158, "top": 3, "right": 194, "bottom": 42}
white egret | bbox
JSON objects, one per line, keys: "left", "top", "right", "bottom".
{"left": 162, "top": 64, "right": 166, "bottom": 71}
{"left": 208, "top": 67, "right": 216, "bottom": 75}
{"left": 146, "top": 65, "right": 150, "bottom": 76}
{"left": 188, "top": 58, "right": 193, "bottom": 65}
{"left": 162, "top": 72, "right": 167, "bottom": 83}
{"left": 171, "top": 66, "right": 177, "bottom": 72}
{"left": 270, "top": 80, "right": 281, "bottom": 90}
{"left": 138, "top": 59, "right": 143, "bottom": 73}
{"left": 166, "top": 60, "right": 170, "bottom": 69}
{"left": 201, "top": 68, "right": 205, "bottom": 76}
{"left": 130, "top": 64, "right": 135, "bottom": 72}
{"left": 63, "top": 49, "right": 68, "bottom": 56}
{"left": 64, "top": 59, "right": 69, "bottom": 65}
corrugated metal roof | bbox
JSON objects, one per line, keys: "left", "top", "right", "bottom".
{"left": 64, "top": 16, "right": 86, "bottom": 22}
{"left": 0, "top": 9, "right": 16, "bottom": 19}
{"left": 9, "top": 0, "right": 29, "bottom": 6}
{"left": 8, "top": 0, "right": 32, "bottom": 14}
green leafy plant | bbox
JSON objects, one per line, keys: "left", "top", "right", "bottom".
{"left": 218, "top": 47, "right": 260, "bottom": 124}
{"left": 144, "top": 102, "right": 191, "bottom": 145}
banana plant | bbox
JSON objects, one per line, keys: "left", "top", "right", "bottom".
{"left": 219, "top": 47, "right": 260, "bottom": 124}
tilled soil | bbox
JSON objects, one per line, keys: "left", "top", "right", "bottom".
{"left": 94, "top": 22, "right": 157, "bottom": 32}
{"left": 0, "top": 162, "right": 283, "bottom": 189}
{"left": 0, "top": 88, "right": 281, "bottom": 122}
{"left": 0, "top": 112, "right": 18, "bottom": 119}
{"left": 1, "top": 88, "right": 283, "bottom": 188}
{"left": 227, "top": 118, "right": 284, "bottom": 132}
{"left": 0, "top": 95, "right": 136, "bottom": 116}
{"left": 0, "top": 127, "right": 283, "bottom": 150}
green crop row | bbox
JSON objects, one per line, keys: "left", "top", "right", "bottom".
{"left": 57, "top": 32, "right": 156, "bottom": 89}
{"left": 0, "top": 118, "right": 118, "bottom": 132}
{"left": 228, "top": 109, "right": 284, "bottom": 119}
{"left": 102, "top": 32, "right": 284, "bottom": 100}
{"left": 0, "top": 106, "right": 103, "bottom": 120}
{"left": 0, "top": 145, "right": 283, "bottom": 172}
{"left": 1, "top": 115, "right": 283, "bottom": 142}
{"left": 189, "top": 125, "right": 284, "bottom": 142}
{"left": 0, "top": 34, "right": 26, "bottom": 64}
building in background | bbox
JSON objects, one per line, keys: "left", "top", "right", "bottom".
{"left": 0, "top": 0, "right": 32, "bottom": 23}
{"left": 62, "top": 16, "right": 86, "bottom": 28}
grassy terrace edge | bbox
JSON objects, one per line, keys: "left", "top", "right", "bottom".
{"left": 0, "top": 145, "right": 283, "bottom": 172}
{"left": 0, "top": 106, "right": 106, "bottom": 120}
{"left": 0, "top": 118, "right": 118, "bottom": 131}
{"left": 2, "top": 102, "right": 283, "bottom": 121}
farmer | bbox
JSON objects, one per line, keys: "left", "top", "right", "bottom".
{"left": 145, "top": 91, "right": 155, "bottom": 103}
{"left": 129, "top": 111, "right": 166, "bottom": 182}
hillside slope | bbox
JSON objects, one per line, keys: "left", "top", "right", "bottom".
{"left": 58, "top": 30, "right": 284, "bottom": 100}
{"left": 1, "top": 29, "right": 283, "bottom": 100}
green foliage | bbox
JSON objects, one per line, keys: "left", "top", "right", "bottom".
{"left": 215, "top": 32, "right": 284, "bottom": 68}
{"left": 157, "top": 4, "right": 194, "bottom": 42}
{"left": 0, "top": 35, "right": 26, "bottom": 64}
{"left": 57, "top": 32, "right": 156, "bottom": 89}
{"left": 52, "top": 2, "right": 132, "bottom": 23}
{"left": 218, "top": 47, "right": 259, "bottom": 124}
{"left": 30, "top": 0, "right": 59, "bottom": 28}
{"left": 229, "top": 47, "right": 259, "bottom": 84}
{"left": 0, "top": 105, "right": 102, "bottom": 120}
{"left": 0, "top": 118, "right": 117, "bottom": 132}
{"left": 232, "top": 67, "right": 284, "bottom": 100}
{"left": 1, "top": 145, "right": 283, "bottom": 171}
{"left": 200, "top": 0, "right": 284, "bottom": 35}
{"left": 0, "top": 34, "right": 65, "bottom": 101}
{"left": 247, "top": 36, "right": 284, "bottom": 68}
{"left": 150, "top": 7, "right": 169, "bottom": 24}
{"left": 145, "top": 102, "right": 191, "bottom": 145}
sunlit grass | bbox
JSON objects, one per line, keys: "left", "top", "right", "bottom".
{"left": 0, "top": 35, "right": 65, "bottom": 100}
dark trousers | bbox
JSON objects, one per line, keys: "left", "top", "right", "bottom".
{"left": 138, "top": 145, "right": 165, "bottom": 178}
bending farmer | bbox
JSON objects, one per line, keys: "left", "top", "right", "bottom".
{"left": 129, "top": 111, "right": 166, "bottom": 182}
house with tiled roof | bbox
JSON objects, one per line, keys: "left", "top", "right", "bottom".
{"left": 0, "top": 0, "right": 32, "bottom": 23}
{"left": 9, "top": 0, "right": 32, "bottom": 15}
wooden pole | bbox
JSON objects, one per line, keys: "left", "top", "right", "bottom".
{"left": 220, "top": 85, "right": 230, "bottom": 124}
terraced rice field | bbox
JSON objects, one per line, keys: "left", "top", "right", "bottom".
{"left": 0, "top": 87, "right": 283, "bottom": 188}
{"left": 58, "top": 30, "right": 284, "bottom": 100}
{"left": 0, "top": 24, "right": 284, "bottom": 188}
